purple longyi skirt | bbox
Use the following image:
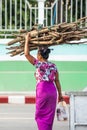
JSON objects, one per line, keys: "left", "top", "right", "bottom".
{"left": 35, "top": 81, "right": 57, "bottom": 130}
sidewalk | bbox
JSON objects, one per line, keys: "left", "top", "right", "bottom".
{"left": 53, "top": 119, "right": 69, "bottom": 130}
{"left": 0, "top": 103, "right": 69, "bottom": 130}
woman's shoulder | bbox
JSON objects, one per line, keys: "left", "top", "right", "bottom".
{"left": 34, "top": 59, "right": 44, "bottom": 68}
{"left": 48, "top": 61, "right": 57, "bottom": 69}
{"left": 48, "top": 61, "right": 56, "bottom": 66}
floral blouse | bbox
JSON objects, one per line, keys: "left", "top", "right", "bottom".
{"left": 34, "top": 59, "right": 57, "bottom": 84}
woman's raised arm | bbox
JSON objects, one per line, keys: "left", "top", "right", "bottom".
{"left": 24, "top": 32, "right": 36, "bottom": 65}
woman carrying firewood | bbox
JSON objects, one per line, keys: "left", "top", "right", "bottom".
{"left": 24, "top": 32, "right": 63, "bottom": 130}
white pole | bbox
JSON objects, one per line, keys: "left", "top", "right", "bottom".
{"left": 36, "top": 0, "right": 46, "bottom": 25}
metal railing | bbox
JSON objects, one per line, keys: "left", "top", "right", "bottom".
{"left": 0, "top": 0, "right": 87, "bottom": 38}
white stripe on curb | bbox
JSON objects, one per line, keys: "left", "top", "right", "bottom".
{"left": 8, "top": 96, "right": 25, "bottom": 104}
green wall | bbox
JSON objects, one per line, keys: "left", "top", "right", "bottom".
{"left": 0, "top": 61, "right": 87, "bottom": 91}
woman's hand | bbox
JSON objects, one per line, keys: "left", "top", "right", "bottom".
{"left": 25, "top": 32, "right": 31, "bottom": 42}
{"left": 24, "top": 32, "right": 31, "bottom": 56}
{"left": 59, "top": 95, "right": 64, "bottom": 102}
{"left": 24, "top": 32, "right": 35, "bottom": 65}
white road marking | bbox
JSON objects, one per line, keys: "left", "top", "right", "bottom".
{"left": 0, "top": 112, "right": 34, "bottom": 120}
{"left": 0, "top": 117, "right": 34, "bottom": 120}
{"left": 0, "top": 112, "right": 33, "bottom": 115}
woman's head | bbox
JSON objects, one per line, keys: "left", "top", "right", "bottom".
{"left": 37, "top": 46, "right": 51, "bottom": 60}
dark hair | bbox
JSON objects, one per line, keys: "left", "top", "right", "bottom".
{"left": 38, "top": 47, "right": 51, "bottom": 59}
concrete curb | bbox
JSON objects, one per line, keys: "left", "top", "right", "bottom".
{"left": 0, "top": 95, "right": 69, "bottom": 104}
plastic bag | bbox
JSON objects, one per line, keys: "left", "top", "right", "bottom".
{"left": 56, "top": 101, "right": 68, "bottom": 121}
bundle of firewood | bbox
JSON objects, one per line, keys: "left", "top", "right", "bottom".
{"left": 6, "top": 16, "right": 87, "bottom": 57}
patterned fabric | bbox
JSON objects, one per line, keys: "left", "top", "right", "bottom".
{"left": 34, "top": 59, "right": 57, "bottom": 84}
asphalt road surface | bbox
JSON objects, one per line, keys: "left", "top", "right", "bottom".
{"left": 0, "top": 104, "right": 69, "bottom": 130}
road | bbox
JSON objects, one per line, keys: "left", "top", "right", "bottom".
{"left": 0, "top": 104, "right": 69, "bottom": 130}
